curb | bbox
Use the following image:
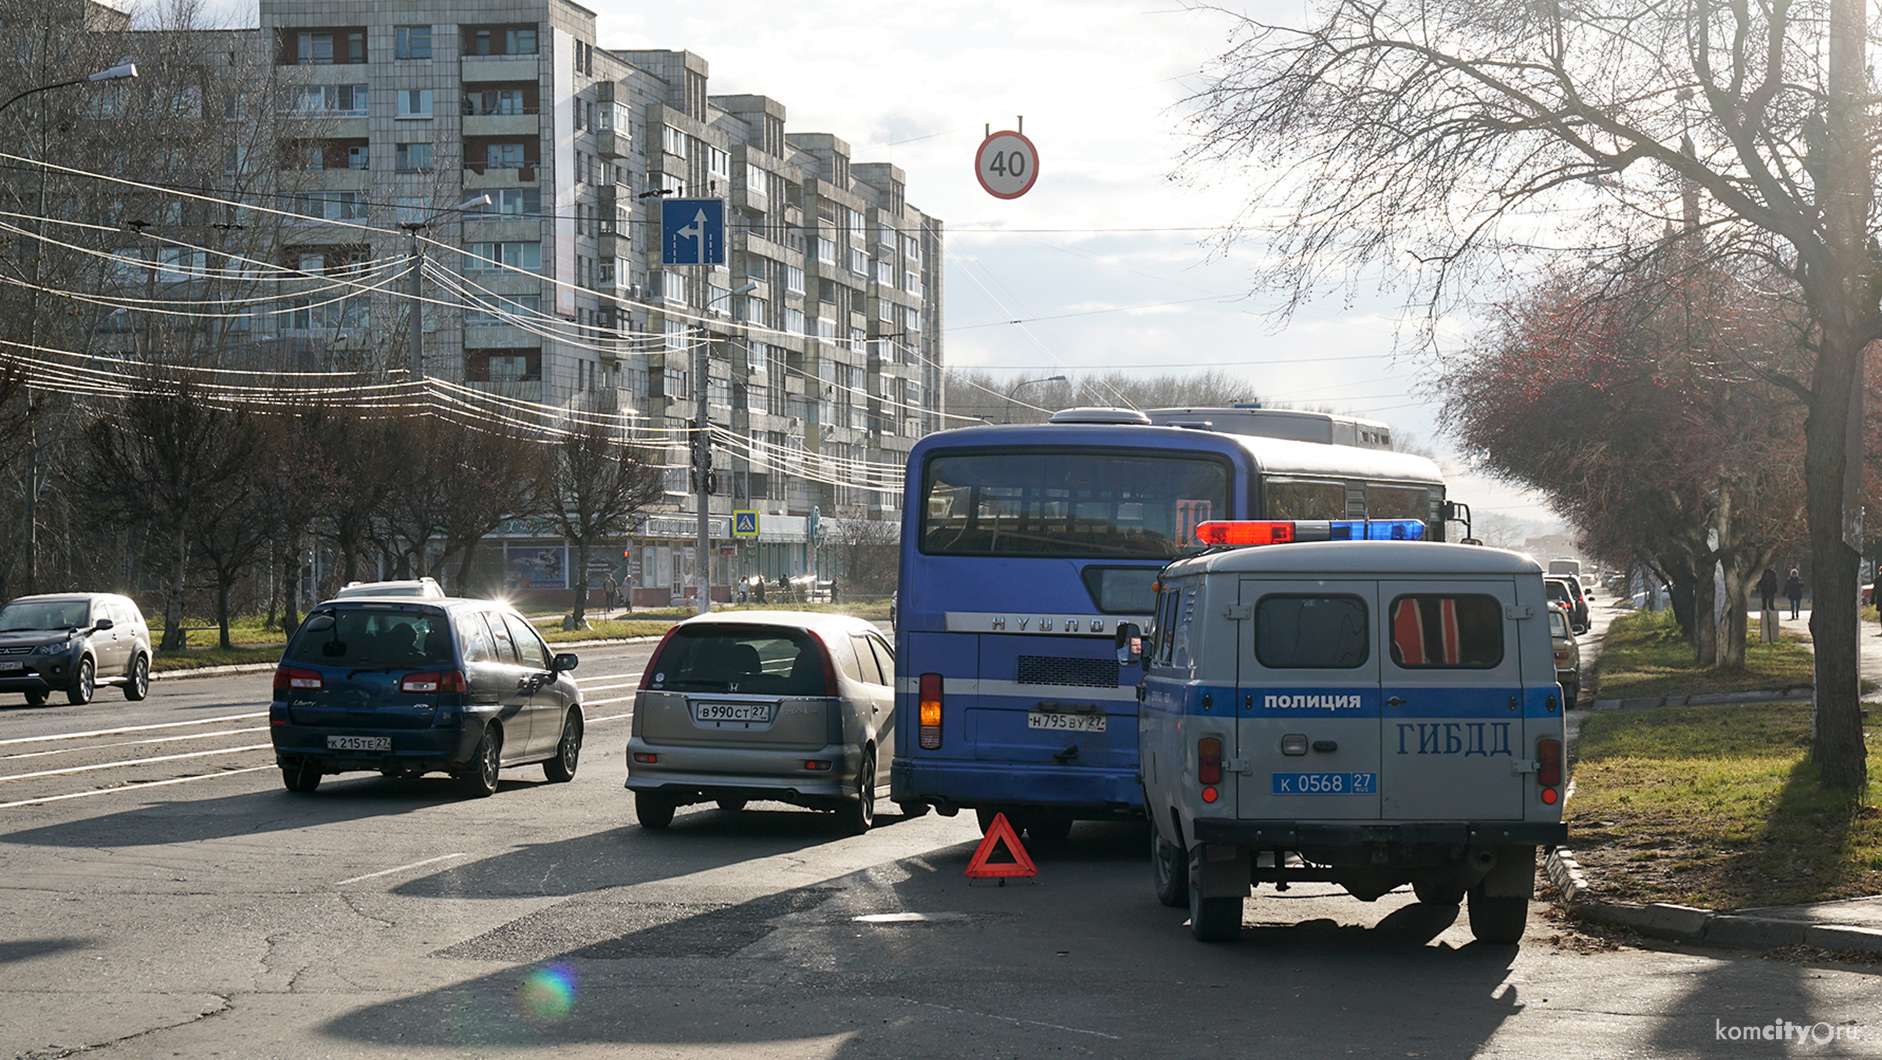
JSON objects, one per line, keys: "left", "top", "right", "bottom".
{"left": 1588, "top": 688, "right": 1813, "bottom": 710}
{"left": 1545, "top": 847, "right": 1882, "bottom": 957}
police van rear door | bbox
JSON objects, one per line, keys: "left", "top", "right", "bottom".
{"left": 1236, "top": 578, "right": 1382, "bottom": 820}
{"left": 1377, "top": 579, "right": 1524, "bottom": 820}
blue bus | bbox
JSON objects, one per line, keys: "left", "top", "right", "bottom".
{"left": 889, "top": 406, "right": 1451, "bottom": 843}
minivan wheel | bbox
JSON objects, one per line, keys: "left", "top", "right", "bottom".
{"left": 1152, "top": 823, "right": 1189, "bottom": 908}
{"left": 66, "top": 658, "right": 94, "bottom": 706}
{"left": 1187, "top": 846, "right": 1242, "bottom": 943}
{"left": 1466, "top": 886, "right": 1529, "bottom": 944}
{"left": 457, "top": 725, "right": 502, "bottom": 798}
{"left": 122, "top": 653, "right": 150, "bottom": 701}
{"left": 837, "top": 750, "right": 876, "bottom": 835}
{"left": 543, "top": 712, "right": 582, "bottom": 783}
{"left": 635, "top": 791, "right": 676, "bottom": 829}
{"left": 282, "top": 759, "right": 321, "bottom": 793}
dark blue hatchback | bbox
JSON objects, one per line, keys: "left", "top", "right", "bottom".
{"left": 270, "top": 597, "right": 582, "bottom": 796}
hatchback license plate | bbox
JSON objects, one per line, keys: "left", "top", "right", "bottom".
{"left": 1027, "top": 710, "right": 1106, "bottom": 733}
{"left": 326, "top": 735, "right": 391, "bottom": 752}
{"left": 694, "top": 702, "right": 771, "bottom": 724}
{"left": 1272, "top": 772, "right": 1376, "bottom": 795}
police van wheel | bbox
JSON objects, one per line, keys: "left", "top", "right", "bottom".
{"left": 1187, "top": 847, "right": 1241, "bottom": 943}
{"left": 1466, "top": 887, "right": 1529, "bottom": 944}
{"left": 1152, "top": 826, "right": 1189, "bottom": 908}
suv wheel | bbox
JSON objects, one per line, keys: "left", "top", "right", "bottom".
{"left": 1466, "top": 885, "right": 1529, "bottom": 944}
{"left": 457, "top": 725, "right": 502, "bottom": 798}
{"left": 635, "top": 791, "right": 676, "bottom": 829}
{"left": 122, "top": 654, "right": 150, "bottom": 701}
{"left": 282, "top": 759, "right": 321, "bottom": 793}
{"left": 66, "top": 658, "right": 94, "bottom": 706}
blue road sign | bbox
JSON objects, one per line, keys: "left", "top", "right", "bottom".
{"left": 733, "top": 510, "right": 759, "bottom": 538}
{"left": 661, "top": 198, "right": 725, "bottom": 265}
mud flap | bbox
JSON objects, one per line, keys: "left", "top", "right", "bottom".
{"left": 1195, "top": 843, "right": 1252, "bottom": 899}
{"left": 1479, "top": 844, "right": 1537, "bottom": 898}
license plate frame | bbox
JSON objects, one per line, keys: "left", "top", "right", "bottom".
{"left": 0, "top": 661, "right": 23, "bottom": 672}
{"left": 1026, "top": 710, "right": 1107, "bottom": 733}
{"left": 693, "top": 701, "right": 772, "bottom": 724}
{"left": 1271, "top": 772, "right": 1377, "bottom": 795}
{"left": 326, "top": 735, "right": 391, "bottom": 752}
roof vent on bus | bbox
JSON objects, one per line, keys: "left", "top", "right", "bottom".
{"left": 1045, "top": 407, "right": 1153, "bottom": 425}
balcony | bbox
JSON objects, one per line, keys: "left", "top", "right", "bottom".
{"left": 464, "top": 166, "right": 538, "bottom": 188}
{"left": 597, "top": 129, "right": 627, "bottom": 158}
{"left": 463, "top": 112, "right": 539, "bottom": 138}
{"left": 468, "top": 379, "right": 543, "bottom": 403}
{"left": 461, "top": 55, "right": 539, "bottom": 83}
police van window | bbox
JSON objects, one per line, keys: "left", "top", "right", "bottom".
{"left": 1388, "top": 594, "right": 1503, "bottom": 668}
{"left": 1172, "top": 588, "right": 1198, "bottom": 669}
{"left": 1254, "top": 595, "right": 1369, "bottom": 669}
{"left": 1149, "top": 586, "right": 1179, "bottom": 666}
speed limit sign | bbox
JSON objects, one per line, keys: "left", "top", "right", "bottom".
{"left": 975, "top": 129, "right": 1039, "bottom": 199}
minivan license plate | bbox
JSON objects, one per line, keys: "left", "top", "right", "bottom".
{"left": 1272, "top": 772, "right": 1376, "bottom": 795}
{"left": 327, "top": 735, "right": 391, "bottom": 752}
{"left": 1027, "top": 711, "right": 1106, "bottom": 733}
{"left": 694, "top": 702, "right": 770, "bottom": 724}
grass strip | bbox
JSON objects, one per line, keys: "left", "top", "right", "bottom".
{"left": 1593, "top": 609, "right": 1815, "bottom": 700}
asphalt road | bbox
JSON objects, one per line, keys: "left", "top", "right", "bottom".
{"left": 1, "top": 637, "right": 1875, "bottom": 1059}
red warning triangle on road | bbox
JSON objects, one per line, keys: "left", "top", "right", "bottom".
{"left": 964, "top": 812, "right": 1037, "bottom": 879}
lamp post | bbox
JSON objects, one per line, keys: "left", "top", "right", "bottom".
{"left": 695, "top": 279, "right": 760, "bottom": 614}
{"left": 1003, "top": 374, "right": 1066, "bottom": 423}
{"left": 399, "top": 194, "right": 491, "bottom": 380}
{"left": 0, "top": 58, "right": 137, "bottom": 115}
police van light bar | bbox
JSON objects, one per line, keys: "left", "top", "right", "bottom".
{"left": 1194, "top": 519, "right": 1427, "bottom": 546}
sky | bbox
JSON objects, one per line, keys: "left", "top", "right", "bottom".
{"left": 201, "top": 0, "right": 1564, "bottom": 533}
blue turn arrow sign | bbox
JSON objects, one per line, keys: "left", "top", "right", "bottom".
{"left": 661, "top": 198, "right": 725, "bottom": 265}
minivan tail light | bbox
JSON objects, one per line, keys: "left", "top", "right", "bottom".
{"left": 1537, "top": 737, "right": 1563, "bottom": 788}
{"left": 918, "top": 672, "right": 943, "bottom": 749}
{"left": 640, "top": 627, "right": 681, "bottom": 689}
{"left": 274, "top": 666, "right": 322, "bottom": 692}
{"left": 808, "top": 631, "right": 840, "bottom": 696}
{"left": 402, "top": 670, "right": 468, "bottom": 694}
{"left": 1198, "top": 736, "right": 1223, "bottom": 785}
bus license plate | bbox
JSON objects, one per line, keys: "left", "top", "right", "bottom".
{"left": 695, "top": 702, "right": 771, "bottom": 724}
{"left": 327, "top": 735, "right": 391, "bottom": 752}
{"left": 1027, "top": 711, "right": 1106, "bottom": 733}
{"left": 1272, "top": 772, "right": 1376, "bottom": 795}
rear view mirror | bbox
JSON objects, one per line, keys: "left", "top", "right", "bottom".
{"left": 1115, "top": 623, "right": 1143, "bottom": 667}
{"left": 92, "top": 618, "right": 114, "bottom": 631}
{"left": 553, "top": 652, "right": 580, "bottom": 673}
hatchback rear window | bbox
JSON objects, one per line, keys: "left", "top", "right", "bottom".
{"left": 286, "top": 609, "right": 454, "bottom": 669}
{"left": 646, "top": 626, "right": 830, "bottom": 695}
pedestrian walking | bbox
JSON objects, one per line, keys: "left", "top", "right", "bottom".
{"left": 1872, "top": 573, "right": 1882, "bottom": 636}
{"left": 603, "top": 573, "right": 617, "bottom": 612}
{"left": 1758, "top": 567, "right": 1779, "bottom": 612}
{"left": 1784, "top": 568, "right": 1804, "bottom": 619}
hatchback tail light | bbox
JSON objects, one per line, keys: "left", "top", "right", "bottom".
{"left": 918, "top": 672, "right": 943, "bottom": 749}
{"left": 401, "top": 670, "right": 468, "bottom": 694}
{"left": 639, "top": 627, "right": 681, "bottom": 690}
{"left": 274, "top": 666, "right": 322, "bottom": 693}
{"left": 807, "top": 631, "right": 840, "bottom": 696}
{"left": 1198, "top": 736, "right": 1223, "bottom": 785}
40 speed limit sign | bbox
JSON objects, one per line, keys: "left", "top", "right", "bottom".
{"left": 975, "top": 129, "right": 1039, "bottom": 199}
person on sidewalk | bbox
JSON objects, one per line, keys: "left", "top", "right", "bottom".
{"left": 1785, "top": 568, "right": 1804, "bottom": 619}
{"left": 1758, "top": 567, "right": 1779, "bottom": 612}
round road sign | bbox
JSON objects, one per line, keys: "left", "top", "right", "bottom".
{"left": 975, "top": 130, "right": 1040, "bottom": 199}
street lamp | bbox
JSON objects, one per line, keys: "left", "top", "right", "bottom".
{"left": 400, "top": 194, "right": 491, "bottom": 380}
{"left": 0, "top": 58, "right": 137, "bottom": 115}
{"left": 694, "top": 279, "right": 760, "bottom": 614}
{"left": 1003, "top": 374, "right": 1067, "bottom": 423}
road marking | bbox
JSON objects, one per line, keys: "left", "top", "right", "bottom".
{"left": 0, "top": 743, "right": 272, "bottom": 784}
{"left": 901, "top": 998, "right": 1120, "bottom": 1040}
{"left": 0, "top": 712, "right": 269, "bottom": 748}
{"left": 587, "top": 711, "right": 632, "bottom": 723}
{"left": 0, "top": 765, "right": 276, "bottom": 809}
{"left": 3, "top": 726, "right": 270, "bottom": 761}
{"left": 336, "top": 852, "right": 468, "bottom": 886}
{"left": 581, "top": 694, "right": 634, "bottom": 708}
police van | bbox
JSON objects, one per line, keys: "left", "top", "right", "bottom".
{"left": 1119, "top": 520, "right": 1568, "bottom": 944}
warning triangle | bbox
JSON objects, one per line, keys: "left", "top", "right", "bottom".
{"left": 964, "top": 812, "right": 1037, "bottom": 878}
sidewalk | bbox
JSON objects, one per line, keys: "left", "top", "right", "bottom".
{"left": 1551, "top": 606, "right": 1882, "bottom": 958}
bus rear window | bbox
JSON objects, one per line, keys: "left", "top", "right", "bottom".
{"left": 921, "top": 451, "right": 1230, "bottom": 558}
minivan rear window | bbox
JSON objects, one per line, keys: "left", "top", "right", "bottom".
{"left": 1388, "top": 595, "right": 1503, "bottom": 668}
{"left": 1255, "top": 595, "right": 1369, "bottom": 669}
{"left": 286, "top": 609, "right": 453, "bottom": 669}
{"left": 646, "top": 626, "right": 830, "bottom": 695}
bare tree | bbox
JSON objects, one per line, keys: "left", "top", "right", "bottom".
{"left": 1186, "top": 0, "right": 1874, "bottom": 790}
{"left": 529, "top": 419, "right": 666, "bottom": 628}
{"left": 828, "top": 517, "right": 899, "bottom": 596}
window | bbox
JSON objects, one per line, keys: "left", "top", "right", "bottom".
{"left": 661, "top": 125, "right": 688, "bottom": 157}
{"left": 816, "top": 238, "right": 836, "bottom": 265}
{"left": 1387, "top": 595, "right": 1504, "bottom": 668}
{"left": 347, "top": 144, "right": 369, "bottom": 170}
{"left": 467, "top": 188, "right": 540, "bottom": 216}
{"left": 291, "top": 84, "right": 368, "bottom": 116}
{"left": 783, "top": 307, "right": 805, "bottom": 335}
{"left": 396, "top": 89, "right": 434, "bottom": 118}
{"left": 291, "top": 192, "right": 367, "bottom": 221}
{"left": 875, "top": 260, "right": 893, "bottom": 285}
{"left": 707, "top": 145, "right": 731, "bottom": 181}
{"left": 395, "top": 26, "right": 431, "bottom": 59}
{"left": 785, "top": 264, "right": 804, "bottom": 294}
{"left": 470, "top": 26, "right": 537, "bottom": 56}
{"left": 486, "top": 142, "right": 525, "bottom": 168}
{"left": 463, "top": 241, "right": 542, "bottom": 273}
{"left": 294, "top": 29, "right": 364, "bottom": 65}
{"left": 463, "top": 294, "right": 541, "bottom": 326}
{"left": 905, "top": 270, "right": 921, "bottom": 294}
{"left": 903, "top": 306, "right": 921, "bottom": 333}
{"left": 660, "top": 270, "right": 686, "bottom": 303}
{"left": 745, "top": 162, "right": 767, "bottom": 195}
{"left": 664, "top": 320, "right": 689, "bottom": 353}
{"left": 1254, "top": 596, "right": 1370, "bottom": 669}
{"left": 745, "top": 296, "right": 768, "bottom": 327}
{"left": 1264, "top": 480, "right": 1346, "bottom": 521}
{"left": 395, "top": 142, "right": 433, "bottom": 171}
{"left": 849, "top": 248, "right": 867, "bottom": 275}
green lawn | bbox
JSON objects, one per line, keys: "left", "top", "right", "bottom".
{"left": 1593, "top": 609, "right": 1816, "bottom": 699}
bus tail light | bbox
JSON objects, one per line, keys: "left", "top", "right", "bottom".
{"left": 918, "top": 673, "right": 943, "bottom": 749}
{"left": 1198, "top": 736, "right": 1223, "bottom": 785}
{"left": 1537, "top": 737, "right": 1563, "bottom": 802}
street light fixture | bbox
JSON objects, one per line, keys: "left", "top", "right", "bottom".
{"left": 0, "top": 58, "right": 137, "bottom": 115}
{"left": 694, "top": 279, "right": 760, "bottom": 615}
{"left": 1003, "top": 374, "right": 1067, "bottom": 423}
{"left": 401, "top": 194, "right": 491, "bottom": 380}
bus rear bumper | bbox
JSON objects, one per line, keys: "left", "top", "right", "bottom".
{"left": 891, "top": 757, "right": 1143, "bottom": 816}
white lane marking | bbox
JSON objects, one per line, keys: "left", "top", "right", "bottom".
{"left": 574, "top": 681, "right": 640, "bottom": 693}
{"left": 0, "top": 765, "right": 276, "bottom": 809}
{"left": 901, "top": 998, "right": 1120, "bottom": 1040}
{"left": 581, "top": 695, "right": 634, "bottom": 708}
{"left": 336, "top": 852, "right": 468, "bottom": 886}
{"left": 587, "top": 711, "right": 631, "bottom": 723}
{"left": 0, "top": 744, "right": 272, "bottom": 784}
{"left": 0, "top": 712, "right": 269, "bottom": 748}
{"left": 3, "top": 726, "right": 270, "bottom": 761}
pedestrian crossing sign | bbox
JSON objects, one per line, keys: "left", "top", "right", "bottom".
{"left": 733, "top": 510, "right": 759, "bottom": 538}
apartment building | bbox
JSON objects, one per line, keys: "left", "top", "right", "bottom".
{"left": 256, "top": 0, "right": 943, "bottom": 597}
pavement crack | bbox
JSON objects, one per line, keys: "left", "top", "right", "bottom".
{"left": 341, "top": 892, "right": 395, "bottom": 928}
{"left": 13, "top": 992, "right": 233, "bottom": 1060}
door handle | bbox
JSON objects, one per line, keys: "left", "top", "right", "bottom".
{"left": 1385, "top": 696, "right": 1406, "bottom": 708}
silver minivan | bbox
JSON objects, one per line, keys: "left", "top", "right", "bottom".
{"left": 626, "top": 611, "right": 895, "bottom": 833}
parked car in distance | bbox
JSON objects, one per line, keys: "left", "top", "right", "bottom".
{"left": 626, "top": 610, "right": 896, "bottom": 834}
{"left": 1545, "top": 575, "right": 1589, "bottom": 633}
{"left": 329, "top": 577, "right": 446, "bottom": 600}
{"left": 1549, "top": 604, "right": 1581, "bottom": 706}
{"left": 0, "top": 593, "right": 151, "bottom": 706}
{"left": 270, "top": 597, "right": 582, "bottom": 796}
